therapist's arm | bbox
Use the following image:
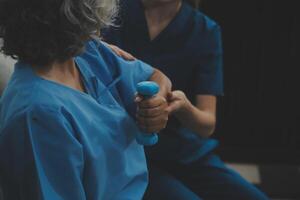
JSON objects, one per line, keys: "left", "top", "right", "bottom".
{"left": 149, "top": 68, "right": 172, "bottom": 98}
{"left": 167, "top": 92, "right": 217, "bottom": 138}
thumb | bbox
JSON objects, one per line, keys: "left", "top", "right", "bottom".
{"left": 167, "top": 91, "right": 173, "bottom": 101}
{"left": 134, "top": 94, "right": 143, "bottom": 103}
{"left": 166, "top": 101, "right": 180, "bottom": 115}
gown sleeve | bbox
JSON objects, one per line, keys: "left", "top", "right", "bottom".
{"left": 98, "top": 41, "right": 155, "bottom": 116}
{"left": 0, "top": 105, "right": 85, "bottom": 200}
{"left": 117, "top": 58, "right": 155, "bottom": 116}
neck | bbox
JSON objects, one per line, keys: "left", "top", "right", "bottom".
{"left": 143, "top": 0, "right": 182, "bottom": 9}
{"left": 34, "top": 59, "right": 77, "bottom": 80}
{"left": 143, "top": 0, "right": 182, "bottom": 23}
{"left": 143, "top": 0, "right": 182, "bottom": 40}
{"left": 33, "top": 59, "right": 85, "bottom": 92}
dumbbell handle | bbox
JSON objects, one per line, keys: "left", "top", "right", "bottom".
{"left": 136, "top": 81, "right": 159, "bottom": 146}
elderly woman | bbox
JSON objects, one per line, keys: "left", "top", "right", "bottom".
{"left": 104, "top": 0, "right": 269, "bottom": 199}
{"left": 0, "top": 0, "right": 172, "bottom": 199}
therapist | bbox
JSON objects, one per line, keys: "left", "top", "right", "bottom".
{"left": 104, "top": 0, "right": 269, "bottom": 199}
{"left": 0, "top": 0, "right": 172, "bottom": 199}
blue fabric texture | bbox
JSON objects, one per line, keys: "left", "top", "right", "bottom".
{"left": 103, "top": 1, "right": 269, "bottom": 199}
{"left": 144, "top": 154, "right": 269, "bottom": 200}
{"left": 0, "top": 40, "right": 154, "bottom": 200}
{"left": 103, "top": 0, "right": 223, "bottom": 163}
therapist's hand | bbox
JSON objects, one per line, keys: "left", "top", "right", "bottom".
{"left": 135, "top": 95, "right": 169, "bottom": 133}
{"left": 108, "top": 44, "right": 136, "bottom": 61}
{"left": 166, "top": 90, "right": 191, "bottom": 115}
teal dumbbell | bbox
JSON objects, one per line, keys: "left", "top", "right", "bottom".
{"left": 136, "top": 81, "right": 159, "bottom": 146}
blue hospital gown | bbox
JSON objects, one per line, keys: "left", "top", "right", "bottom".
{"left": 0, "top": 40, "right": 154, "bottom": 200}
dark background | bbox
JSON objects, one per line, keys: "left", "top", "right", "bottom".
{"left": 199, "top": 0, "right": 300, "bottom": 164}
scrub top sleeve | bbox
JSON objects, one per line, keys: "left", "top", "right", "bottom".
{"left": 117, "top": 58, "right": 155, "bottom": 116}
{"left": 0, "top": 105, "right": 86, "bottom": 200}
{"left": 195, "top": 25, "right": 224, "bottom": 96}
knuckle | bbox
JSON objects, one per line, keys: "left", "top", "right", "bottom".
{"left": 145, "top": 101, "right": 152, "bottom": 107}
{"left": 160, "top": 97, "right": 167, "bottom": 103}
{"left": 164, "top": 109, "right": 169, "bottom": 115}
{"left": 162, "top": 102, "right": 168, "bottom": 107}
{"left": 154, "top": 107, "right": 161, "bottom": 113}
{"left": 146, "top": 109, "right": 152, "bottom": 116}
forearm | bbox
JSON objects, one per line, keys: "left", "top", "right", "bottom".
{"left": 175, "top": 101, "right": 216, "bottom": 138}
{"left": 149, "top": 68, "right": 172, "bottom": 98}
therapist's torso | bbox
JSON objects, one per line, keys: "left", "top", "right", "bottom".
{"left": 104, "top": 0, "right": 224, "bottom": 164}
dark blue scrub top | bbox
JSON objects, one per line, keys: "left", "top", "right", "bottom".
{"left": 0, "top": 40, "right": 153, "bottom": 199}
{"left": 103, "top": 0, "right": 224, "bottom": 163}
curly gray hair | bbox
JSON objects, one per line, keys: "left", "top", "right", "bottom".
{"left": 61, "top": 0, "right": 119, "bottom": 33}
{"left": 0, "top": 0, "right": 119, "bottom": 66}
{"left": 96, "top": 0, "right": 119, "bottom": 28}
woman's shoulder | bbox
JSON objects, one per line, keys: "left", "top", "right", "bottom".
{"left": 0, "top": 99, "right": 72, "bottom": 152}
{"left": 0, "top": 94, "right": 65, "bottom": 134}
{"left": 0, "top": 72, "right": 68, "bottom": 128}
{"left": 84, "top": 39, "right": 112, "bottom": 55}
{"left": 79, "top": 39, "right": 119, "bottom": 68}
{"left": 79, "top": 39, "right": 127, "bottom": 78}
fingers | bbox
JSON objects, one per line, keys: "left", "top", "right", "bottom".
{"left": 137, "top": 114, "right": 168, "bottom": 127}
{"left": 166, "top": 101, "right": 181, "bottom": 115}
{"left": 120, "top": 50, "right": 136, "bottom": 61}
{"left": 137, "top": 96, "right": 167, "bottom": 109}
{"left": 168, "top": 90, "right": 185, "bottom": 101}
{"left": 137, "top": 100, "right": 169, "bottom": 118}
{"left": 136, "top": 96, "right": 169, "bottom": 133}
{"left": 138, "top": 105, "right": 167, "bottom": 117}
{"left": 137, "top": 114, "right": 168, "bottom": 133}
{"left": 166, "top": 90, "right": 188, "bottom": 115}
{"left": 109, "top": 44, "right": 136, "bottom": 61}
{"left": 138, "top": 124, "right": 168, "bottom": 133}
{"left": 134, "top": 91, "right": 187, "bottom": 133}
{"left": 134, "top": 94, "right": 143, "bottom": 103}
{"left": 167, "top": 91, "right": 173, "bottom": 101}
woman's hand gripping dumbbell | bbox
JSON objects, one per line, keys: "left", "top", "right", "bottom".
{"left": 135, "top": 81, "right": 169, "bottom": 146}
